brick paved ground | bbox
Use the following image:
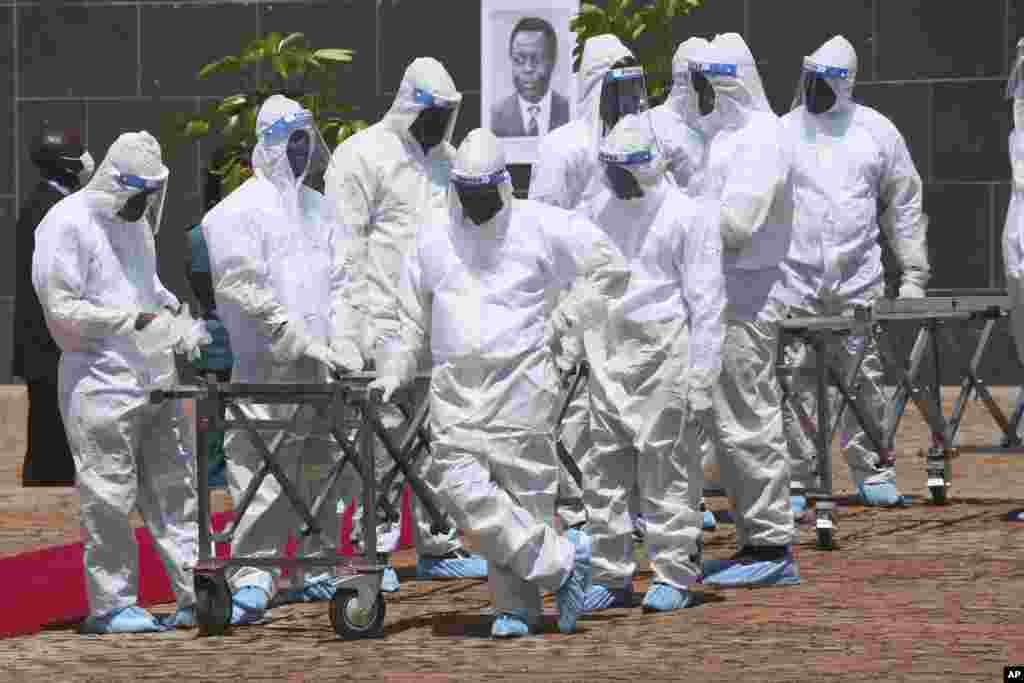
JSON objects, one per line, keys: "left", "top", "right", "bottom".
{"left": 1, "top": 387, "right": 1024, "bottom": 682}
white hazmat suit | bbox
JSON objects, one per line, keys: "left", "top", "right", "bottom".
{"left": 373, "top": 129, "right": 630, "bottom": 636}
{"left": 780, "top": 36, "right": 930, "bottom": 508}
{"left": 529, "top": 34, "right": 643, "bottom": 531}
{"left": 325, "top": 58, "right": 483, "bottom": 580}
{"left": 1008, "top": 40, "right": 1024, "bottom": 369}
{"left": 687, "top": 36, "right": 799, "bottom": 585}
{"left": 649, "top": 38, "right": 711, "bottom": 193}
{"left": 33, "top": 131, "right": 200, "bottom": 633}
{"left": 203, "top": 95, "right": 364, "bottom": 621}
{"left": 580, "top": 113, "right": 725, "bottom": 612}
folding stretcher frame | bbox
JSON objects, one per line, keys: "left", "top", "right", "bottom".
{"left": 872, "top": 295, "right": 1019, "bottom": 503}
{"left": 150, "top": 372, "right": 445, "bottom": 640}
{"left": 777, "top": 295, "right": 1018, "bottom": 549}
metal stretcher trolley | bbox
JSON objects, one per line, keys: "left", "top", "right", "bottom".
{"left": 777, "top": 294, "right": 1018, "bottom": 549}
{"left": 150, "top": 372, "right": 449, "bottom": 639}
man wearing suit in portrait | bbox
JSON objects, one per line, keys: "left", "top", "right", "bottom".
{"left": 492, "top": 16, "right": 570, "bottom": 138}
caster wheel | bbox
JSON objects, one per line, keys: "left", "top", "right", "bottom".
{"left": 194, "top": 572, "right": 232, "bottom": 636}
{"left": 816, "top": 527, "right": 834, "bottom": 551}
{"left": 330, "top": 589, "right": 385, "bottom": 639}
{"left": 929, "top": 485, "right": 948, "bottom": 505}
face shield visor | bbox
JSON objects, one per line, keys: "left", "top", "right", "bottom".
{"left": 112, "top": 170, "right": 168, "bottom": 234}
{"left": 450, "top": 168, "right": 511, "bottom": 226}
{"left": 792, "top": 61, "right": 851, "bottom": 114}
{"left": 599, "top": 149, "right": 653, "bottom": 200}
{"left": 600, "top": 65, "right": 649, "bottom": 133}
{"left": 256, "top": 108, "right": 333, "bottom": 189}
{"left": 409, "top": 88, "right": 461, "bottom": 153}
{"left": 1009, "top": 54, "right": 1024, "bottom": 101}
{"left": 687, "top": 61, "right": 737, "bottom": 133}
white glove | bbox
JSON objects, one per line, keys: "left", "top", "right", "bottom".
{"left": 688, "top": 387, "right": 715, "bottom": 432}
{"left": 329, "top": 339, "right": 364, "bottom": 375}
{"left": 555, "top": 332, "right": 584, "bottom": 373}
{"left": 368, "top": 375, "right": 403, "bottom": 403}
{"left": 898, "top": 282, "right": 926, "bottom": 299}
{"left": 305, "top": 341, "right": 340, "bottom": 374}
{"left": 172, "top": 304, "right": 213, "bottom": 363}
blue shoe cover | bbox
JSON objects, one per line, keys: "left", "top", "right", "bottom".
{"left": 158, "top": 607, "right": 195, "bottom": 630}
{"left": 491, "top": 609, "right": 532, "bottom": 638}
{"left": 416, "top": 551, "right": 488, "bottom": 579}
{"left": 584, "top": 584, "right": 632, "bottom": 612}
{"left": 790, "top": 495, "right": 807, "bottom": 517}
{"left": 556, "top": 527, "right": 592, "bottom": 634}
{"left": 702, "top": 509, "right": 717, "bottom": 531}
{"left": 641, "top": 583, "right": 693, "bottom": 612}
{"left": 703, "top": 549, "right": 801, "bottom": 588}
{"left": 1008, "top": 509, "right": 1024, "bottom": 522}
{"left": 80, "top": 606, "right": 166, "bottom": 634}
{"left": 857, "top": 481, "right": 908, "bottom": 507}
{"left": 381, "top": 567, "right": 400, "bottom": 593}
{"left": 230, "top": 586, "right": 270, "bottom": 625}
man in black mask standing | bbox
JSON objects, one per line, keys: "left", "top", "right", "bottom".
{"left": 13, "top": 125, "right": 94, "bottom": 486}
{"left": 326, "top": 57, "right": 488, "bottom": 593}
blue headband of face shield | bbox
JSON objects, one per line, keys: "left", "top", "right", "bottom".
{"left": 598, "top": 149, "right": 655, "bottom": 166}
{"left": 605, "top": 65, "right": 646, "bottom": 83}
{"left": 450, "top": 168, "right": 510, "bottom": 187}
{"left": 114, "top": 172, "right": 165, "bottom": 192}
{"left": 689, "top": 61, "right": 738, "bottom": 78}
{"left": 259, "top": 110, "right": 316, "bottom": 145}
{"left": 803, "top": 61, "right": 850, "bottom": 80}
{"left": 413, "top": 88, "right": 459, "bottom": 110}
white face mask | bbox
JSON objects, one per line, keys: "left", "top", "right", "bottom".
{"left": 78, "top": 151, "right": 95, "bottom": 185}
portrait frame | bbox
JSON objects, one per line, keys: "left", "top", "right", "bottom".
{"left": 480, "top": 0, "right": 579, "bottom": 164}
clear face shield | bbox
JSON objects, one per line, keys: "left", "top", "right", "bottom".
{"left": 409, "top": 87, "right": 461, "bottom": 153}
{"left": 113, "top": 170, "right": 168, "bottom": 234}
{"left": 1008, "top": 54, "right": 1024, "bottom": 101}
{"left": 792, "top": 61, "right": 851, "bottom": 114}
{"left": 257, "top": 109, "right": 333, "bottom": 189}
{"left": 600, "top": 65, "right": 650, "bottom": 134}
{"left": 687, "top": 61, "right": 737, "bottom": 119}
{"left": 599, "top": 149, "right": 653, "bottom": 200}
{"left": 450, "top": 168, "right": 510, "bottom": 226}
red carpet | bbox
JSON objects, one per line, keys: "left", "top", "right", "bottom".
{"left": 0, "top": 487, "right": 414, "bottom": 639}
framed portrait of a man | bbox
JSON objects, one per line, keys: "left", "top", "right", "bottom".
{"left": 481, "top": 0, "right": 579, "bottom": 164}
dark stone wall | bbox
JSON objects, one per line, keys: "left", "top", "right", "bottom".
{"left": 2, "top": 0, "right": 1020, "bottom": 384}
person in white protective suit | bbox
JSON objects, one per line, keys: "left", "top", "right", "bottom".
{"left": 779, "top": 36, "right": 930, "bottom": 513}
{"left": 325, "top": 57, "right": 487, "bottom": 590}
{"left": 33, "top": 131, "right": 211, "bottom": 634}
{"left": 1002, "top": 39, "right": 1024, "bottom": 522}
{"left": 202, "top": 95, "right": 365, "bottom": 625}
{"left": 578, "top": 113, "right": 725, "bottom": 612}
{"left": 648, "top": 36, "right": 721, "bottom": 533}
{"left": 528, "top": 34, "right": 660, "bottom": 538}
{"left": 649, "top": 37, "right": 711, "bottom": 194}
{"left": 684, "top": 35, "right": 801, "bottom": 588}
{"left": 369, "top": 128, "right": 632, "bottom": 638}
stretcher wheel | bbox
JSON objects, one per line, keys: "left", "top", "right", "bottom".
{"left": 330, "top": 589, "right": 385, "bottom": 639}
{"left": 194, "top": 572, "right": 232, "bottom": 636}
{"left": 816, "top": 527, "right": 834, "bottom": 551}
{"left": 929, "top": 485, "right": 948, "bottom": 505}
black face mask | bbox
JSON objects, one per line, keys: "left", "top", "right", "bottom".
{"left": 117, "top": 190, "right": 155, "bottom": 222}
{"left": 287, "top": 130, "right": 311, "bottom": 178}
{"left": 455, "top": 183, "right": 504, "bottom": 225}
{"left": 410, "top": 107, "right": 453, "bottom": 154}
{"left": 805, "top": 75, "right": 837, "bottom": 115}
{"left": 604, "top": 164, "right": 644, "bottom": 200}
{"left": 692, "top": 72, "right": 717, "bottom": 117}
{"left": 599, "top": 57, "right": 646, "bottom": 132}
